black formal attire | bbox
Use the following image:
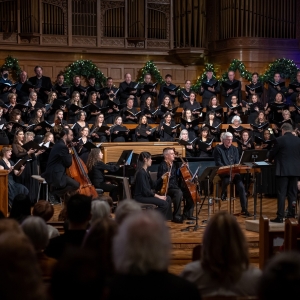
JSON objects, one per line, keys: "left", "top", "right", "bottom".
{"left": 182, "top": 101, "right": 202, "bottom": 119}
{"left": 291, "top": 107, "right": 300, "bottom": 124}
{"left": 267, "top": 81, "right": 287, "bottom": 104}
{"left": 104, "top": 99, "right": 122, "bottom": 124}
{"left": 28, "top": 75, "right": 52, "bottom": 104}
{"left": 207, "top": 105, "right": 223, "bottom": 122}
{"left": 245, "top": 81, "right": 263, "bottom": 100}
{"left": 251, "top": 121, "right": 269, "bottom": 139}
{"left": 71, "top": 122, "right": 89, "bottom": 139}
{"left": 0, "top": 77, "right": 13, "bottom": 103}
{"left": 213, "top": 144, "right": 248, "bottom": 212}
{"left": 287, "top": 80, "right": 300, "bottom": 103}
{"left": 90, "top": 124, "right": 109, "bottom": 143}
{"left": 16, "top": 81, "right": 30, "bottom": 103}
{"left": 156, "top": 104, "right": 174, "bottom": 120}
{"left": 44, "top": 230, "right": 87, "bottom": 260}
{"left": 67, "top": 102, "right": 82, "bottom": 124}
{"left": 76, "top": 138, "right": 92, "bottom": 165}
{"left": 178, "top": 89, "right": 192, "bottom": 107}
{"left": 109, "top": 124, "right": 129, "bottom": 142}
{"left": 135, "top": 124, "right": 153, "bottom": 142}
{"left": 158, "top": 120, "right": 177, "bottom": 142}
{"left": 158, "top": 82, "right": 177, "bottom": 105}
{"left": 180, "top": 121, "right": 198, "bottom": 140}
{"left": 0, "top": 159, "right": 29, "bottom": 207}
{"left": 136, "top": 82, "right": 157, "bottom": 107}
{"left": 119, "top": 81, "right": 138, "bottom": 107}
{"left": 222, "top": 79, "right": 242, "bottom": 106}
{"left": 157, "top": 161, "right": 194, "bottom": 221}
{"left": 246, "top": 102, "right": 264, "bottom": 124}
{"left": 140, "top": 104, "right": 157, "bottom": 124}
{"left": 42, "top": 139, "right": 80, "bottom": 197}
{"left": 268, "top": 132, "right": 300, "bottom": 219}
{"left": 28, "top": 119, "right": 47, "bottom": 144}
{"left": 226, "top": 105, "right": 242, "bottom": 124}
{"left": 87, "top": 100, "right": 102, "bottom": 124}
{"left": 195, "top": 138, "right": 214, "bottom": 158}
{"left": 180, "top": 142, "right": 196, "bottom": 157}
{"left": 69, "top": 84, "right": 87, "bottom": 103}
{"left": 108, "top": 271, "right": 201, "bottom": 300}
{"left": 26, "top": 101, "right": 44, "bottom": 123}
{"left": 0, "top": 117, "right": 9, "bottom": 144}
{"left": 134, "top": 168, "right": 172, "bottom": 219}
{"left": 203, "top": 119, "right": 221, "bottom": 142}
{"left": 53, "top": 82, "right": 70, "bottom": 100}
{"left": 88, "top": 161, "right": 120, "bottom": 202}
{"left": 199, "top": 78, "right": 220, "bottom": 108}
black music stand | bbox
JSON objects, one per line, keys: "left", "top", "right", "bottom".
{"left": 197, "top": 166, "right": 219, "bottom": 224}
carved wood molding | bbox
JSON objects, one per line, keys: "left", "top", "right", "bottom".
{"left": 148, "top": 0, "right": 170, "bottom": 3}
{"left": 42, "top": 35, "right": 68, "bottom": 45}
{"left": 0, "top": 32, "right": 17, "bottom": 43}
{"left": 100, "top": 0, "right": 125, "bottom": 12}
{"left": 72, "top": 37, "right": 97, "bottom": 46}
{"left": 147, "top": 40, "right": 169, "bottom": 48}
{"left": 101, "top": 38, "right": 125, "bottom": 47}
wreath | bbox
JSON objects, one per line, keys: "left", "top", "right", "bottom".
{"left": 2, "top": 55, "right": 22, "bottom": 81}
{"left": 63, "top": 60, "right": 107, "bottom": 86}
{"left": 138, "top": 60, "right": 164, "bottom": 84}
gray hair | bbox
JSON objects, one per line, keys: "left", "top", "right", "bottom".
{"left": 90, "top": 200, "right": 110, "bottom": 225}
{"left": 179, "top": 129, "right": 188, "bottom": 140}
{"left": 220, "top": 132, "right": 226, "bottom": 142}
{"left": 113, "top": 210, "right": 171, "bottom": 275}
{"left": 114, "top": 199, "right": 142, "bottom": 225}
{"left": 231, "top": 115, "right": 241, "bottom": 123}
{"left": 21, "top": 216, "right": 49, "bottom": 252}
{"left": 223, "top": 132, "right": 233, "bottom": 139}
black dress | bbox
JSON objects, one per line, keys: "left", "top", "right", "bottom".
{"left": 0, "top": 159, "right": 29, "bottom": 206}
{"left": 110, "top": 125, "right": 129, "bottom": 142}
{"left": 88, "top": 161, "right": 120, "bottom": 202}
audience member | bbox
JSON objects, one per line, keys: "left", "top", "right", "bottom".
{"left": 9, "top": 194, "right": 32, "bottom": 223}
{"left": 90, "top": 199, "right": 111, "bottom": 225}
{"left": 21, "top": 216, "right": 57, "bottom": 279}
{"left": 109, "top": 210, "right": 201, "bottom": 300}
{"left": 44, "top": 194, "right": 92, "bottom": 259}
{"left": 114, "top": 199, "right": 142, "bottom": 225}
{"left": 180, "top": 211, "right": 261, "bottom": 297}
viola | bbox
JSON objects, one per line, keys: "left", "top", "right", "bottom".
{"left": 158, "top": 161, "right": 172, "bottom": 196}
{"left": 66, "top": 145, "right": 98, "bottom": 199}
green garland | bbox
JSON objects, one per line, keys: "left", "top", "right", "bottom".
{"left": 137, "top": 60, "right": 164, "bottom": 84}
{"left": 63, "top": 60, "right": 107, "bottom": 86}
{"left": 221, "top": 59, "right": 253, "bottom": 82}
{"left": 261, "top": 58, "right": 300, "bottom": 82}
{"left": 2, "top": 55, "right": 22, "bottom": 81}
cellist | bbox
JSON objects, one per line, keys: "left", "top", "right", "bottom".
{"left": 157, "top": 147, "right": 195, "bottom": 223}
{"left": 42, "top": 127, "right": 80, "bottom": 200}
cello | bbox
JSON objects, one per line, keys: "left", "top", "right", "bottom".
{"left": 67, "top": 144, "right": 99, "bottom": 199}
{"left": 178, "top": 154, "right": 200, "bottom": 203}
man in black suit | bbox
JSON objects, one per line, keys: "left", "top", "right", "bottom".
{"left": 158, "top": 73, "right": 177, "bottom": 105}
{"left": 42, "top": 127, "right": 80, "bottom": 199}
{"left": 199, "top": 70, "right": 220, "bottom": 108}
{"left": 28, "top": 65, "right": 52, "bottom": 104}
{"left": 136, "top": 73, "right": 157, "bottom": 107}
{"left": 269, "top": 123, "right": 300, "bottom": 223}
{"left": 119, "top": 73, "right": 138, "bottom": 107}
{"left": 222, "top": 70, "right": 242, "bottom": 106}
{"left": 109, "top": 210, "right": 201, "bottom": 300}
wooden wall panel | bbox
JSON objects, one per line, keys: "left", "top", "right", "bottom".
{"left": 110, "top": 68, "right": 122, "bottom": 81}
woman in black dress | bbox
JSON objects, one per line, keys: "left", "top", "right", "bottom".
{"left": 251, "top": 110, "right": 269, "bottom": 139}
{"left": 90, "top": 113, "right": 110, "bottom": 143}
{"left": 203, "top": 110, "right": 221, "bottom": 141}
{"left": 246, "top": 94, "right": 264, "bottom": 124}
{"left": 157, "top": 95, "right": 174, "bottom": 120}
{"left": 87, "top": 91, "right": 101, "bottom": 125}
{"left": 109, "top": 116, "right": 129, "bottom": 142}
{"left": 195, "top": 126, "right": 214, "bottom": 158}
{"left": 26, "top": 91, "right": 44, "bottom": 123}
{"left": 0, "top": 146, "right": 28, "bottom": 207}
{"left": 158, "top": 112, "right": 178, "bottom": 142}
{"left": 71, "top": 111, "right": 89, "bottom": 139}
{"left": 133, "top": 151, "right": 172, "bottom": 219}
{"left": 28, "top": 108, "right": 49, "bottom": 143}
{"left": 135, "top": 115, "right": 154, "bottom": 142}
{"left": 6, "top": 109, "right": 25, "bottom": 144}
{"left": 207, "top": 95, "right": 223, "bottom": 122}
{"left": 0, "top": 106, "right": 9, "bottom": 145}
{"left": 236, "top": 129, "right": 255, "bottom": 157}
{"left": 180, "top": 109, "right": 198, "bottom": 140}
{"left": 178, "top": 129, "right": 196, "bottom": 157}
{"left": 67, "top": 91, "right": 82, "bottom": 124}
{"left": 87, "top": 148, "right": 120, "bottom": 202}
{"left": 76, "top": 126, "right": 93, "bottom": 164}
{"left": 140, "top": 96, "right": 157, "bottom": 124}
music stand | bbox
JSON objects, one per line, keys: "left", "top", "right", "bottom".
{"left": 197, "top": 166, "right": 219, "bottom": 224}
{"left": 239, "top": 149, "right": 270, "bottom": 219}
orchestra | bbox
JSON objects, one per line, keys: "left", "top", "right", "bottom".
{"left": 0, "top": 65, "right": 299, "bottom": 219}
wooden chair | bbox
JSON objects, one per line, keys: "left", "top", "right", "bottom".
{"left": 284, "top": 218, "right": 300, "bottom": 251}
{"left": 259, "top": 215, "right": 285, "bottom": 269}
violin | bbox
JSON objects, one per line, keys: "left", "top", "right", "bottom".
{"left": 158, "top": 161, "right": 172, "bottom": 196}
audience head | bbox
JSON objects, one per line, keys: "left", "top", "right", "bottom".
{"left": 66, "top": 194, "right": 92, "bottom": 225}
{"left": 114, "top": 199, "right": 142, "bottom": 225}
{"left": 21, "top": 216, "right": 49, "bottom": 252}
{"left": 258, "top": 252, "right": 300, "bottom": 300}
{"left": 0, "top": 218, "right": 23, "bottom": 235}
{"left": 32, "top": 200, "right": 54, "bottom": 222}
{"left": 9, "top": 194, "right": 32, "bottom": 223}
{"left": 113, "top": 210, "right": 171, "bottom": 275}
{"left": 90, "top": 200, "right": 110, "bottom": 225}
{"left": 281, "top": 123, "right": 293, "bottom": 134}
{"left": 201, "top": 211, "right": 249, "bottom": 286}
{"left": 0, "top": 232, "right": 46, "bottom": 300}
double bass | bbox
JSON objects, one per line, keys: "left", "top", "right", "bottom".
{"left": 67, "top": 144, "right": 99, "bottom": 199}
{"left": 178, "top": 154, "right": 200, "bottom": 203}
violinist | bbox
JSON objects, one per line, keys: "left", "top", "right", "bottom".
{"left": 90, "top": 113, "right": 110, "bottom": 143}
{"left": 42, "top": 127, "right": 80, "bottom": 199}
{"left": 87, "top": 148, "right": 121, "bottom": 203}
{"left": 178, "top": 129, "right": 195, "bottom": 157}
{"left": 133, "top": 151, "right": 172, "bottom": 219}
{"left": 157, "top": 147, "right": 195, "bottom": 223}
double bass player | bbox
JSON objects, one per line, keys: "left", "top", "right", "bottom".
{"left": 42, "top": 127, "right": 80, "bottom": 199}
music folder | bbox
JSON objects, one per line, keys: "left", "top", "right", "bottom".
{"left": 163, "top": 85, "right": 180, "bottom": 96}
{"left": 245, "top": 85, "right": 263, "bottom": 94}
{"left": 201, "top": 80, "right": 218, "bottom": 90}
{"left": 160, "top": 105, "right": 178, "bottom": 114}
{"left": 268, "top": 81, "right": 285, "bottom": 88}
{"left": 222, "top": 80, "right": 240, "bottom": 91}
{"left": 181, "top": 117, "right": 200, "bottom": 127}
{"left": 162, "top": 123, "right": 180, "bottom": 135}
{"left": 13, "top": 158, "right": 27, "bottom": 171}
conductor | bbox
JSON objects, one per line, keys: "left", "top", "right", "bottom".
{"left": 269, "top": 123, "right": 300, "bottom": 223}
